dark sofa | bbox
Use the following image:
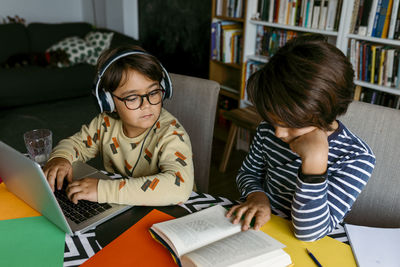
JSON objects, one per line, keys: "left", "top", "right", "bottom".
{"left": 0, "top": 22, "right": 139, "bottom": 165}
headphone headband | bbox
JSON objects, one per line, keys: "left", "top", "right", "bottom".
{"left": 94, "top": 50, "right": 173, "bottom": 113}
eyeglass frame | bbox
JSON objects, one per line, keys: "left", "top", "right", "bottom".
{"left": 110, "top": 88, "right": 165, "bottom": 110}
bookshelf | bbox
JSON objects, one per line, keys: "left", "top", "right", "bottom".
{"left": 240, "top": 0, "right": 347, "bottom": 107}
{"left": 210, "top": 0, "right": 348, "bottom": 151}
{"left": 340, "top": 0, "right": 400, "bottom": 108}
{"left": 209, "top": 0, "right": 247, "bottom": 140}
{"left": 209, "top": 0, "right": 400, "bottom": 149}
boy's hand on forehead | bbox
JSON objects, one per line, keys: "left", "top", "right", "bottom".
{"left": 289, "top": 128, "right": 329, "bottom": 175}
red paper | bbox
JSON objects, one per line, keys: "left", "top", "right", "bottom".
{"left": 81, "top": 209, "right": 177, "bottom": 267}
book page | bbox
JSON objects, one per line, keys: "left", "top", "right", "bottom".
{"left": 151, "top": 205, "right": 241, "bottom": 256}
{"left": 181, "top": 230, "right": 291, "bottom": 267}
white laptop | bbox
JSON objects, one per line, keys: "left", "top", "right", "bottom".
{"left": 0, "top": 141, "right": 132, "bottom": 235}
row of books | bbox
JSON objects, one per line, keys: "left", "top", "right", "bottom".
{"left": 254, "top": 0, "right": 343, "bottom": 31}
{"left": 255, "top": 26, "right": 299, "bottom": 57}
{"left": 359, "top": 87, "right": 400, "bottom": 108}
{"left": 351, "top": 0, "right": 400, "bottom": 39}
{"left": 349, "top": 39, "right": 400, "bottom": 88}
{"left": 242, "top": 60, "right": 266, "bottom": 101}
{"left": 215, "top": 0, "right": 244, "bottom": 18}
{"left": 211, "top": 20, "right": 243, "bottom": 64}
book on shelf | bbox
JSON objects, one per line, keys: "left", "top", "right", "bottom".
{"left": 211, "top": 21, "right": 219, "bottom": 60}
{"left": 350, "top": 0, "right": 362, "bottom": 34}
{"left": 373, "top": 0, "right": 391, "bottom": 38}
{"left": 357, "top": 87, "right": 400, "bottom": 108}
{"left": 388, "top": 0, "right": 399, "bottom": 38}
{"left": 366, "top": 0, "right": 380, "bottom": 36}
{"left": 318, "top": 0, "right": 328, "bottom": 30}
{"left": 149, "top": 205, "right": 292, "bottom": 267}
{"left": 394, "top": 1, "right": 400, "bottom": 38}
{"left": 210, "top": 20, "right": 243, "bottom": 64}
{"left": 268, "top": 0, "right": 275, "bottom": 22}
{"left": 306, "top": 0, "right": 313, "bottom": 27}
{"left": 344, "top": 223, "right": 400, "bottom": 267}
{"left": 353, "top": 0, "right": 400, "bottom": 39}
{"left": 349, "top": 40, "right": 400, "bottom": 89}
{"left": 325, "top": 0, "right": 339, "bottom": 31}
{"left": 254, "top": 0, "right": 341, "bottom": 31}
{"left": 223, "top": 28, "right": 243, "bottom": 63}
{"left": 243, "top": 60, "right": 266, "bottom": 100}
{"left": 332, "top": 0, "right": 343, "bottom": 32}
{"left": 255, "top": 26, "right": 299, "bottom": 58}
{"left": 356, "top": 0, "right": 373, "bottom": 35}
{"left": 311, "top": 0, "right": 321, "bottom": 29}
{"left": 381, "top": 0, "right": 394, "bottom": 38}
{"left": 216, "top": 0, "right": 244, "bottom": 18}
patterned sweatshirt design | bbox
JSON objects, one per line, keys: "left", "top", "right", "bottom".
{"left": 49, "top": 108, "right": 194, "bottom": 206}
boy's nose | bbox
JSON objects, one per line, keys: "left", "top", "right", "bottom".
{"left": 140, "top": 96, "right": 151, "bottom": 109}
{"left": 275, "top": 127, "right": 289, "bottom": 139}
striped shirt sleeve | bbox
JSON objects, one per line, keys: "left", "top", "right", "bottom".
{"left": 236, "top": 125, "right": 269, "bottom": 199}
{"left": 236, "top": 121, "right": 376, "bottom": 241}
{"left": 291, "top": 152, "right": 375, "bottom": 241}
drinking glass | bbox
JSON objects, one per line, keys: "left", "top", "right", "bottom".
{"left": 23, "top": 129, "right": 52, "bottom": 166}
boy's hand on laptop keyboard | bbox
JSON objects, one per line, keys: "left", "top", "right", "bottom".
{"left": 66, "top": 178, "right": 99, "bottom": 204}
{"left": 43, "top": 157, "right": 73, "bottom": 192}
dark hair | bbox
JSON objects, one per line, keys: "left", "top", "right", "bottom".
{"left": 247, "top": 34, "right": 354, "bottom": 131}
{"left": 95, "top": 44, "right": 163, "bottom": 93}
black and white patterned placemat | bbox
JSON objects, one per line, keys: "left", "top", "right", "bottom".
{"left": 62, "top": 191, "right": 348, "bottom": 266}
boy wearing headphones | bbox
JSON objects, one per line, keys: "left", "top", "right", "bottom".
{"left": 43, "top": 45, "right": 194, "bottom": 206}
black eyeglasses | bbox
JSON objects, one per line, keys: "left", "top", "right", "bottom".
{"left": 111, "top": 89, "right": 165, "bottom": 110}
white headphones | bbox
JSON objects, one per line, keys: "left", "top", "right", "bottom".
{"left": 93, "top": 50, "right": 173, "bottom": 113}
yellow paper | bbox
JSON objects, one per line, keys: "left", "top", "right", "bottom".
{"left": 261, "top": 215, "right": 356, "bottom": 267}
{"left": 0, "top": 183, "right": 41, "bottom": 220}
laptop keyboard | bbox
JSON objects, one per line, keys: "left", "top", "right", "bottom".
{"left": 54, "top": 187, "right": 112, "bottom": 224}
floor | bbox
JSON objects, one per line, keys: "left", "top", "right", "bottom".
{"left": 207, "top": 137, "right": 248, "bottom": 201}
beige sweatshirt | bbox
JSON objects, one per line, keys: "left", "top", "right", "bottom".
{"left": 49, "top": 108, "right": 194, "bottom": 206}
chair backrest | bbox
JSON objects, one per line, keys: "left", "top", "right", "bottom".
{"left": 163, "top": 73, "right": 220, "bottom": 193}
{"left": 339, "top": 101, "right": 400, "bottom": 227}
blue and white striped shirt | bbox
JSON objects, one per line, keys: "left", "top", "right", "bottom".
{"left": 236, "top": 120, "right": 375, "bottom": 241}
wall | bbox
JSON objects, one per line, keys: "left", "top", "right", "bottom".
{"left": 0, "top": 0, "right": 84, "bottom": 24}
{"left": 139, "top": 0, "right": 211, "bottom": 78}
{"left": 1, "top": 0, "right": 139, "bottom": 40}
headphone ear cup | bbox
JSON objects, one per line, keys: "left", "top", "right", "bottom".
{"left": 98, "top": 89, "right": 115, "bottom": 113}
{"left": 160, "top": 70, "right": 173, "bottom": 100}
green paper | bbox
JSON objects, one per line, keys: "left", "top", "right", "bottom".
{"left": 0, "top": 216, "right": 65, "bottom": 267}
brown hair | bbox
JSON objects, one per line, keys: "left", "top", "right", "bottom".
{"left": 95, "top": 44, "right": 164, "bottom": 93}
{"left": 247, "top": 34, "right": 354, "bottom": 131}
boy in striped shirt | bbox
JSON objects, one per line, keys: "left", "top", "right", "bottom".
{"left": 226, "top": 35, "right": 375, "bottom": 241}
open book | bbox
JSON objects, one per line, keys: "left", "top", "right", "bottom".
{"left": 149, "top": 205, "right": 292, "bottom": 267}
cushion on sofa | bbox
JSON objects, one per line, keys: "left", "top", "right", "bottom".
{"left": 47, "top": 36, "right": 97, "bottom": 66}
{"left": 46, "top": 31, "right": 114, "bottom": 66}
{"left": 0, "top": 64, "right": 95, "bottom": 108}
{"left": 0, "top": 23, "right": 30, "bottom": 63}
{"left": 27, "top": 22, "right": 93, "bottom": 52}
{"left": 85, "top": 31, "right": 114, "bottom": 64}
